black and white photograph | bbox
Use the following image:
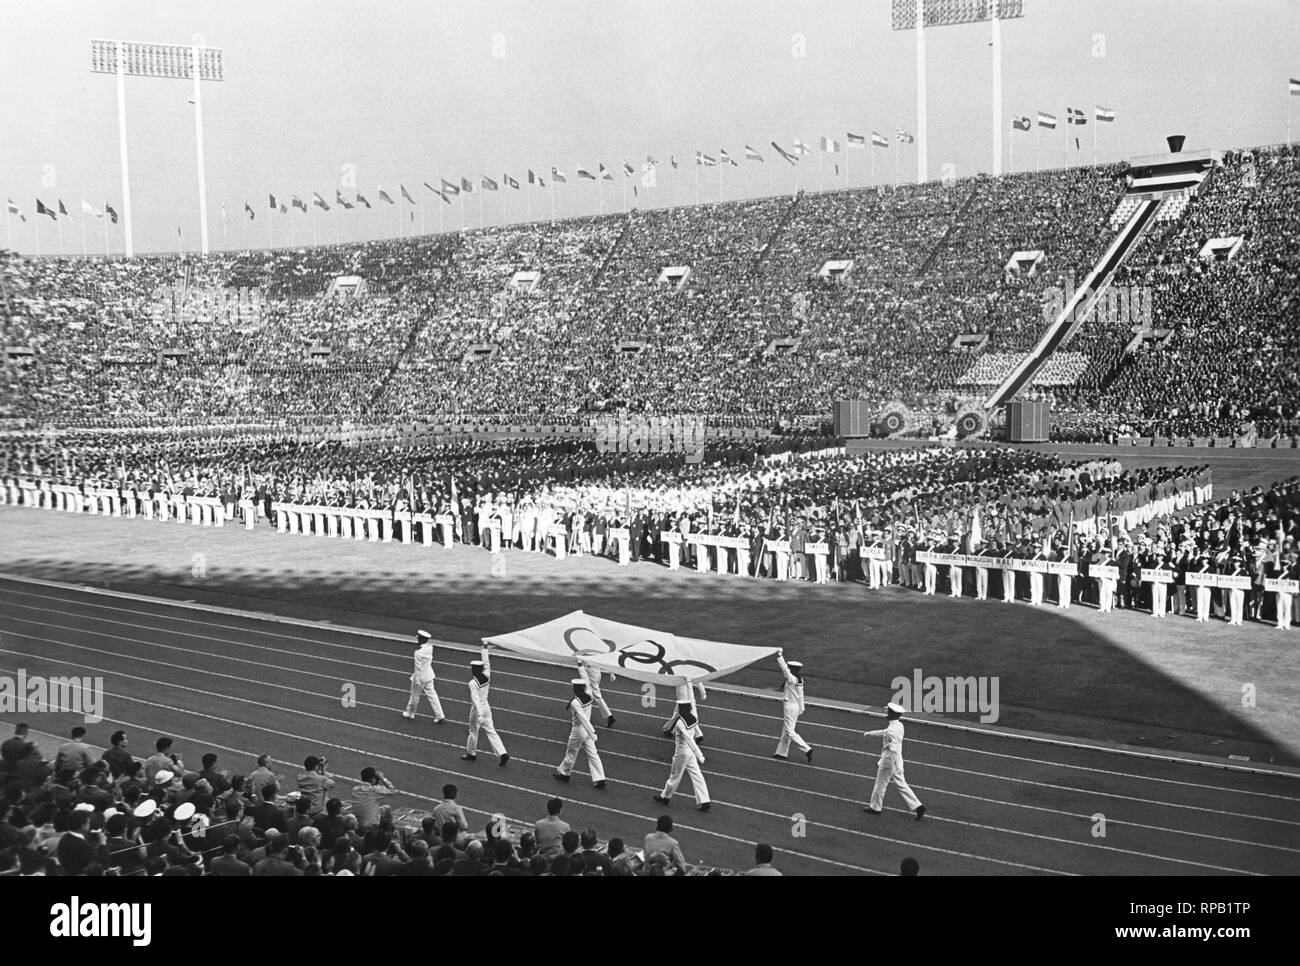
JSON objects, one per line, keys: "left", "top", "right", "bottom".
{"left": 0, "top": 0, "right": 1295, "bottom": 938}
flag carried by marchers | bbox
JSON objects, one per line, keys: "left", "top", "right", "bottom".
{"left": 1095, "top": 105, "right": 1115, "bottom": 122}
{"left": 400, "top": 184, "right": 416, "bottom": 204}
{"left": 312, "top": 191, "right": 330, "bottom": 211}
{"left": 846, "top": 132, "right": 867, "bottom": 149}
{"left": 1066, "top": 107, "right": 1087, "bottom": 125}
{"left": 1037, "top": 111, "right": 1057, "bottom": 129}
{"left": 484, "top": 611, "right": 779, "bottom": 686}
{"left": 378, "top": 187, "right": 395, "bottom": 204}
{"left": 745, "top": 144, "right": 763, "bottom": 161}
{"left": 872, "top": 131, "right": 889, "bottom": 147}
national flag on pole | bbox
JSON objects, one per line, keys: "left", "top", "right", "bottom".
{"left": 577, "top": 167, "right": 596, "bottom": 179}
{"left": 1037, "top": 111, "right": 1057, "bottom": 129}
{"left": 528, "top": 169, "right": 538, "bottom": 185}
{"left": 1095, "top": 105, "right": 1115, "bottom": 122}
{"left": 1012, "top": 115, "right": 1032, "bottom": 131}
{"left": 551, "top": 167, "right": 567, "bottom": 183}
{"left": 745, "top": 144, "right": 763, "bottom": 161}
{"left": 670, "top": 154, "right": 679, "bottom": 169}
{"left": 292, "top": 196, "right": 308, "bottom": 212}
{"left": 1290, "top": 78, "right": 1300, "bottom": 96}
{"left": 105, "top": 203, "right": 118, "bottom": 224}
{"left": 846, "top": 132, "right": 867, "bottom": 149}
{"left": 58, "top": 200, "right": 68, "bottom": 216}
{"left": 771, "top": 141, "right": 798, "bottom": 164}
{"left": 896, "top": 128, "right": 914, "bottom": 143}
{"left": 792, "top": 139, "right": 811, "bottom": 156}
{"left": 36, "top": 199, "right": 56, "bottom": 219}
{"left": 640, "top": 161, "right": 657, "bottom": 188}
{"left": 695, "top": 152, "right": 716, "bottom": 166}
{"left": 599, "top": 164, "right": 614, "bottom": 180}
{"left": 279, "top": 203, "right": 287, "bottom": 214}
{"left": 81, "top": 198, "right": 102, "bottom": 218}
{"left": 5, "top": 199, "right": 18, "bottom": 215}
{"left": 1066, "top": 107, "right": 1087, "bottom": 125}
{"left": 378, "top": 187, "right": 395, "bottom": 204}
{"left": 460, "top": 177, "right": 475, "bottom": 194}
{"left": 820, "top": 136, "right": 842, "bottom": 153}
{"left": 871, "top": 132, "right": 889, "bottom": 147}
{"left": 336, "top": 190, "right": 354, "bottom": 209}
{"left": 481, "top": 175, "right": 499, "bottom": 190}
{"left": 268, "top": 194, "right": 277, "bottom": 210}
{"left": 440, "top": 179, "right": 459, "bottom": 196}
{"left": 355, "top": 192, "right": 371, "bottom": 208}
{"left": 244, "top": 201, "right": 255, "bottom": 219}
{"left": 719, "top": 149, "right": 738, "bottom": 166}
{"left": 646, "top": 155, "right": 659, "bottom": 167}
{"left": 312, "top": 191, "right": 330, "bottom": 210}
{"left": 505, "top": 174, "right": 520, "bottom": 189}
{"left": 622, "top": 161, "right": 634, "bottom": 176}
{"left": 400, "top": 184, "right": 416, "bottom": 204}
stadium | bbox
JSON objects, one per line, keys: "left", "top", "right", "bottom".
{"left": 1, "top": 0, "right": 1298, "bottom": 900}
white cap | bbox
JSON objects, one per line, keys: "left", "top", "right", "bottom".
{"left": 886, "top": 702, "right": 906, "bottom": 715}
{"left": 133, "top": 799, "right": 158, "bottom": 818}
{"left": 73, "top": 802, "right": 95, "bottom": 813}
{"left": 417, "top": 629, "right": 431, "bottom": 641}
{"left": 787, "top": 661, "right": 803, "bottom": 670}
{"left": 154, "top": 769, "right": 174, "bottom": 784}
{"left": 173, "top": 802, "right": 196, "bottom": 821}
{"left": 570, "top": 678, "right": 588, "bottom": 686}
{"left": 470, "top": 660, "right": 484, "bottom": 668}
{"left": 102, "top": 808, "right": 120, "bottom": 820}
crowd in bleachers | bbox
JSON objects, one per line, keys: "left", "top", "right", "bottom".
{"left": 0, "top": 724, "right": 774, "bottom": 875}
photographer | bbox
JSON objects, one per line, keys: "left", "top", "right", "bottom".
{"left": 350, "top": 767, "right": 397, "bottom": 831}
{"left": 297, "top": 755, "right": 336, "bottom": 816}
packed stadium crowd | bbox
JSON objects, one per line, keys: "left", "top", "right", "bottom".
{"left": 0, "top": 725, "right": 783, "bottom": 876}
{"left": 3, "top": 146, "right": 1295, "bottom": 438}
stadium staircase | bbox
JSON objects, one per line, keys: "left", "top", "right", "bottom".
{"left": 752, "top": 193, "right": 802, "bottom": 271}
{"left": 914, "top": 184, "right": 980, "bottom": 277}
{"left": 984, "top": 195, "right": 1162, "bottom": 409}
{"left": 591, "top": 214, "right": 632, "bottom": 286}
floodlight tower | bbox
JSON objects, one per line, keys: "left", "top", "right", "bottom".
{"left": 90, "top": 39, "right": 224, "bottom": 256}
{"left": 890, "top": 0, "right": 1024, "bottom": 182}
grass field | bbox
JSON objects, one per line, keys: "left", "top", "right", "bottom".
{"left": 2, "top": 439, "right": 1299, "bottom": 768}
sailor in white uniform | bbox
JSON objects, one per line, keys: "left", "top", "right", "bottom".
{"left": 661, "top": 679, "right": 707, "bottom": 742}
{"left": 578, "top": 658, "right": 616, "bottom": 728}
{"left": 863, "top": 702, "right": 925, "bottom": 820}
{"left": 402, "top": 630, "right": 445, "bottom": 723}
{"left": 461, "top": 647, "right": 508, "bottom": 765}
{"left": 653, "top": 704, "right": 711, "bottom": 812}
{"left": 772, "top": 649, "right": 813, "bottom": 762}
{"left": 554, "top": 678, "right": 607, "bottom": 788}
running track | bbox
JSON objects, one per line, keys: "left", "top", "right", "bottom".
{"left": 1, "top": 576, "right": 1297, "bottom": 876}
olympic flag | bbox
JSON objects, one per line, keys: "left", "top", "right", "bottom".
{"left": 484, "top": 611, "right": 778, "bottom": 686}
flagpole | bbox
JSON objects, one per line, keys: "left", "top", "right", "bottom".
{"left": 717, "top": 160, "right": 722, "bottom": 202}
{"left": 549, "top": 182, "right": 555, "bottom": 225}
{"left": 104, "top": 207, "right": 109, "bottom": 255}
{"left": 894, "top": 143, "right": 899, "bottom": 187}
{"left": 1035, "top": 124, "right": 1040, "bottom": 173}
{"left": 1009, "top": 123, "right": 1014, "bottom": 173}
{"left": 81, "top": 214, "right": 87, "bottom": 257}
{"left": 1093, "top": 117, "right": 1098, "bottom": 167}
{"left": 695, "top": 162, "right": 700, "bottom": 205}
{"left": 7, "top": 207, "right": 14, "bottom": 254}
{"left": 818, "top": 149, "right": 823, "bottom": 193}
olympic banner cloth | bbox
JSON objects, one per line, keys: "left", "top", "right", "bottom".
{"left": 483, "top": 610, "right": 777, "bottom": 686}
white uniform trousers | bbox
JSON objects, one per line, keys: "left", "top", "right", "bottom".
{"left": 1195, "top": 585, "right": 1212, "bottom": 621}
{"left": 868, "top": 756, "right": 922, "bottom": 812}
{"left": 1277, "top": 592, "right": 1294, "bottom": 630}
{"left": 1029, "top": 571, "right": 1044, "bottom": 605}
{"left": 949, "top": 566, "right": 963, "bottom": 598}
{"left": 557, "top": 728, "right": 605, "bottom": 783}
{"left": 975, "top": 567, "right": 989, "bottom": 600}
{"left": 1002, "top": 568, "right": 1016, "bottom": 603}
{"left": 586, "top": 680, "right": 612, "bottom": 722}
{"left": 405, "top": 680, "right": 445, "bottom": 720}
{"left": 923, "top": 563, "right": 937, "bottom": 595}
{"left": 774, "top": 702, "right": 811, "bottom": 756}
{"left": 661, "top": 750, "right": 709, "bottom": 806}
{"left": 1057, "top": 575, "right": 1072, "bottom": 609}
{"left": 1228, "top": 588, "right": 1245, "bottom": 626}
{"left": 467, "top": 709, "right": 506, "bottom": 757}
{"left": 1099, "top": 579, "right": 1116, "bottom": 612}
{"left": 1151, "top": 582, "right": 1168, "bottom": 617}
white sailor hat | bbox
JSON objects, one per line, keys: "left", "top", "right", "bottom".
{"left": 570, "top": 677, "right": 588, "bottom": 686}
{"left": 133, "top": 799, "right": 158, "bottom": 819}
{"left": 73, "top": 802, "right": 95, "bottom": 813}
{"left": 416, "top": 629, "right": 432, "bottom": 641}
{"left": 885, "top": 702, "right": 906, "bottom": 715}
{"left": 787, "top": 661, "right": 803, "bottom": 670}
{"left": 173, "top": 802, "right": 196, "bottom": 821}
{"left": 102, "top": 808, "right": 120, "bottom": 820}
{"left": 154, "top": 769, "right": 174, "bottom": 785}
{"left": 470, "top": 660, "right": 485, "bottom": 668}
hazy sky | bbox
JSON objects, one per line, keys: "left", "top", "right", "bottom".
{"left": 2, "top": 0, "right": 1297, "bottom": 255}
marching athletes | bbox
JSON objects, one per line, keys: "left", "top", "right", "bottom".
{"left": 772, "top": 649, "right": 813, "bottom": 763}
{"left": 402, "top": 629, "right": 445, "bottom": 723}
{"left": 554, "top": 675, "right": 607, "bottom": 789}
{"left": 461, "top": 646, "right": 509, "bottom": 766}
{"left": 863, "top": 702, "right": 926, "bottom": 820}
{"left": 662, "top": 679, "right": 707, "bottom": 742}
{"left": 653, "top": 704, "right": 711, "bottom": 812}
{"left": 579, "top": 658, "right": 616, "bottom": 728}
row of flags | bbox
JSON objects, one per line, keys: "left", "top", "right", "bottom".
{"left": 7, "top": 198, "right": 120, "bottom": 224}
{"left": 1012, "top": 106, "right": 1116, "bottom": 131}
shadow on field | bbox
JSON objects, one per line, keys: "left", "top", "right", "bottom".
{"left": 3, "top": 550, "right": 1292, "bottom": 766}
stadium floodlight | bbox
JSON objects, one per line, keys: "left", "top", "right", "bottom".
{"left": 891, "top": 1, "right": 1025, "bottom": 182}
{"left": 90, "top": 39, "right": 225, "bottom": 256}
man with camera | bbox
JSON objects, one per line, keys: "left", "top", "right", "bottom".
{"left": 297, "top": 755, "right": 336, "bottom": 816}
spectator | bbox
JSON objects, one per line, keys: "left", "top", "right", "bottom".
{"left": 535, "top": 797, "right": 570, "bottom": 859}
{"left": 296, "top": 755, "right": 335, "bottom": 816}
{"left": 744, "top": 843, "right": 781, "bottom": 876}
{"left": 644, "top": 815, "right": 686, "bottom": 875}
{"left": 350, "top": 766, "right": 397, "bottom": 830}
